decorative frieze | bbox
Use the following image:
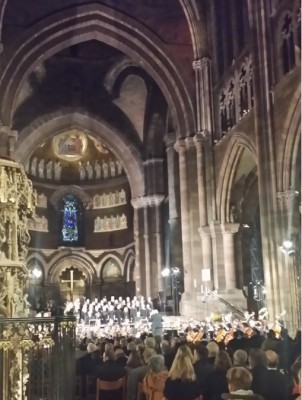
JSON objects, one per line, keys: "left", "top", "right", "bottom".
{"left": 94, "top": 214, "right": 127, "bottom": 232}
{"left": 28, "top": 215, "right": 48, "bottom": 232}
{"left": 93, "top": 190, "right": 126, "bottom": 209}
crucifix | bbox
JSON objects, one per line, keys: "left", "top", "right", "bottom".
{"left": 61, "top": 268, "right": 75, "bottom": 301}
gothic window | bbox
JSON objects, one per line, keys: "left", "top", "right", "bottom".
{"left": 60, "top": 195, "right": 83, "bottom": 245}
{"left": 281, "top": 12, "right": 296, "bottom": 74}
{"left": 239, "top": 65, "right": 248, "bottom": 116}
{"left": 227, "top": 80, "right": 236, "bottom": 129}
{"left": 220, "top": 90, "right": 228, "bottom": 134}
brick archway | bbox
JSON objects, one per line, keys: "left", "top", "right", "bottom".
{"left": 0, "top": 3, "right": 195, "bottom": 136}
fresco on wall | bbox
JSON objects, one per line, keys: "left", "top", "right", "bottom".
{"left": 102, "top": 258, "right": 122, "bottom": 280}
{"left": 52, "top": 129, "right": 88, "bottom": 161}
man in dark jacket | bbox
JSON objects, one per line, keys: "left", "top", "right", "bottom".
{"left": 194, "top": 344, "right": 214, "bottom": 394}
{"left": 95, "top": 349, "right": 126, "bottom": 400}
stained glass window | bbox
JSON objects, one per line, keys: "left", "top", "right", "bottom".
{"left": 61, "top": 195, "right": 79, "bottom": 243}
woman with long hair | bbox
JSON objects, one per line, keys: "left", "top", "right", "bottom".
{"left": 163, "top": 345, "right": 200, "bottom": 400}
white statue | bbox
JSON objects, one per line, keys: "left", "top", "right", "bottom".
{"left": 102, "top": 160, "right": 109, "bottom": 179}
{"left": 120, "top": 189, "right": 126, "bottom": 204}
{"left": 109, "top": 159, "right": 116, "bottom": 177}
{"left": 79, "top": 162, "right": 86, "bottom": 180}
{"left": 31, "top": 157, "right": 37, "bottom": 176}
{"left": 116, "top": 160, "right": 123, "bottom": 175}
{"left": 95, "top": 160, "right": 101, "bottom": 180}
{"left": 46, "top": 160, "right": 53, "bottom": 179}
{"left": 120, "top": 213, "right": 127, "bottom": 229}
{"left": 86, "top": 161, "right": 93, "bottom": 180}
{"left": 38, "top": 159, "right": 45, "bottom": 179}
{"left": 54, "top": 161, "right": 62, "bottom": 180}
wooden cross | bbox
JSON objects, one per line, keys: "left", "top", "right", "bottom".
{"left": 61, "top": 269, "right": 74, "bottom": 301}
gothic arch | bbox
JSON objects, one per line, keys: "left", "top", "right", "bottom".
{"left": 99, "top": 254, "right": 124, "bottom": 281}
{"left": 26, "top": 253, "right": 47, "bottom": 280}
{"left": 178, "top": 0, "right": 208, "bottom": 58}
{"left": 48, "top": 254, "right": 96, "bottom": 284}
{"left": 277, "top": 92, "right": 301, "bottom": 191}
{"left": 216, "top": 132, "right": 257, "bottom": 223}
{"left": 0, "top": 3, "right": 195, "bottom": 136}
{"left": 50, "top": 186, "right": 92, "bottom": 210}
{"left": 14, "top": 109, "right": 145, "bottom": 198}
{"left": 124, "top": 249, "right": 135, "bottom": 281}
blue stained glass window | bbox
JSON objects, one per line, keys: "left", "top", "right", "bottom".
{"left": 62, "top": 196, "right": 79, "bottom": 242}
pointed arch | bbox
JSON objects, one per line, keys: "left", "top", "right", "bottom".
{"left": 0, "top": 3, "right": 195, "bottom": 136}
{"left": 216, "top": 132, "right": 257, "bottom": 223}
{"left": 48, "top": 254, "right": 97, "bottom": 284}
{"left": 14, "top": 109, "right": 145, "bottom": 198}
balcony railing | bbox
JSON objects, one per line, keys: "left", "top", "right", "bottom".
{"left": 0, "top": 315, "right": 76, "bottom": 400}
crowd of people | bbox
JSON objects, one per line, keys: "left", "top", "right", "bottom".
{"left": 75, "top": 320, "right": 301, "bottom": 400}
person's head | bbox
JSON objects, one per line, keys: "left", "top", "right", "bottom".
{"left": 143, "top": 348, "right": 156, "bottom": 365}
{"left": 127, "top": 350, "right": 143, "bottom": 368}
{"left": 161, "top": 340, "right": 171, "bottom": 355}
{"left": 148, "top": 355, "right": 166, "bottom": 373}
{"left": 207, "top": 341, "right": 219, "bottom": 358}
{"left": 103, "top": 349, "right": 115, "bottom": 362}
{"left": 194, "top": 343, "right": 209, "bottom": 361}
{"left": 265, "top": 350, "right": 279, "bottom": 368}
{"left": 233, "top": 349, "right": 248, "bottom": 366}
{"left": 120, "top": 338, "right": 127, "bottom": 348}
{"left": 114, "top": 348, "right": 126, "bottom": 360}
{"left": 127, "top": 342, "right": 137, "bottom": 352}
{"left": 249, "top": 348, "right": 267, "bottom": 369}
{"left": 214, "top": 350, "right": 232, "bottom": 372}
{"left": 226, "top": 366, "right": 253, "bottom": 392}
{"left": 87, "top": 343, "right": 97, "bottom": 354}
{"left": 145, "top": 337, "right": 156, "bottom": 349}
{"left": 104, "top": 342, "right": 113, "bottom": 352}
{"left": 168, "top": 345, "right": 196, "bottom": 381}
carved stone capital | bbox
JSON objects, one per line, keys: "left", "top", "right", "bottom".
{"left": 192, "top": 57, "right": 211, "bottom": 70}
{"left": 184, "top": 136, "right": 195, "bottom": 149}
{"left": 143, "top": 158, "right": 164, "bottom": 166}
{"left": 276, "top": 189, "right": 299, "bottom": 209}
{"left": 174, "top": 139, "right": 187, "bottom": 154}
{"left": 164, "top": 132, "right": 176, "bottom": 150}
{"left": 131, "top": 195, "right": 165, "bottom": 209}
{"left": 221, "top": 223, "right": 240, "bottom": 235}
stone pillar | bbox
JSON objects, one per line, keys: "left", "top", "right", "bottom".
{"left": 221, "top": 223, "right": 240, "bottom": 290}
{"left": 151, "top": 195, "right": 165, "bottom": 294}
{"left": 194, "top": 133, "right": 214, "bottom": 289}
{"left": 164, "top": 133, "right": 183, "bottom": 270}
{"left": 174, "top": 139, "right": 193, "bottom": 295}
{"left": 0, "top": 126, "right": 17, "bottom": 158}
{"left": 276, "top": 189, "right": 300, "bottom": 332}
{"left": 248, "top": 0, "right": 283, "bottom": 319}
{"left": 131, "top": 199, "right": 145, "bottom": 296}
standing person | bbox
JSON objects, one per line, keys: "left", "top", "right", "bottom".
{"left": 150, "top": 309, "right": 163, "bottom": 337}
{"left": 203, "top": 350, "right": 232, "bottom": 400}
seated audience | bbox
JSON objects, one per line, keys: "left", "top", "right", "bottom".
{"left": 226, "top": 366, "right": 254, "bottom": 397}
{"left": 115, "top": 348, "right": 128, "bottom": 367}
{"left": 126, "top": 350, "right": 143, "bottom": 369}
{"left": 143, "top": 355, "right": 168, "bottom": 400}
{"left": 233, "top": 349, "right": 248, "bottom": 367}
{"left": 206, "top": 341, "right": 219, "bottom": 364}
{"left": 163, "top": 344, "right": 200, "bottom": 400}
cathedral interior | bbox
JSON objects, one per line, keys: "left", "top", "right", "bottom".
{"left": 0, "top": 0, "right": 300, "bottom": 332}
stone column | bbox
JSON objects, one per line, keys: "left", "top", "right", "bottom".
{"left": 0, "top": 126, "right": 17, "bottom": 158}
{"left": 164, "top": 133, "right": 183, "bottom": 269}
{"left": 151, "top": 195, "right": 165, "bottom": 294}
{"left": 174, "top": 139, "right": 193, "bottom": 295}
{"left": 131, "top": 198, "right": 145, "bottom": 296}
{"left": 221, "top": 223, "right": 240, "bottom": 290}
{"left": 276, "top": 189, "right": 300, "bottom": 332}
{"left": 194, "top": 133, "right": 214, "bottom": 289}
